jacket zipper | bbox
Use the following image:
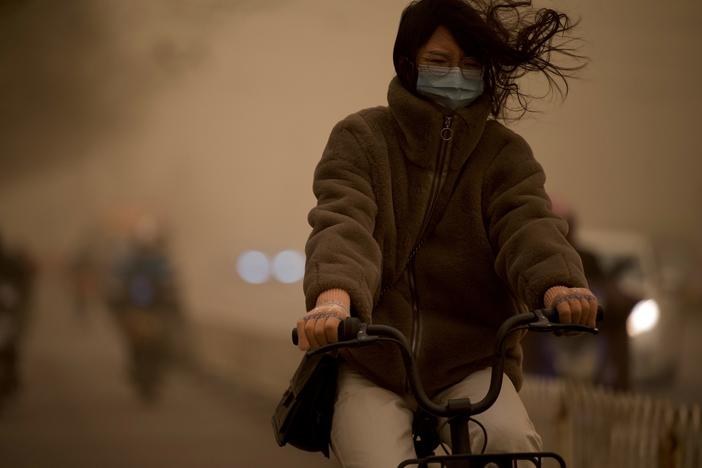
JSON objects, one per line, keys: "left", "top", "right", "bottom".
{"left": 409, "top": 115, "right": 454, "bottom": 361}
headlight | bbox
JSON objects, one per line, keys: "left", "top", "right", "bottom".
{"left": 626, "top": 299, "right": 660, "bottom": 337}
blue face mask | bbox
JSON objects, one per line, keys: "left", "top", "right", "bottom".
{"left": 416, "top": 65, "right": 484, "bottom": 111}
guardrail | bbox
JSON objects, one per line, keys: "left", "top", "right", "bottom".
{"left": 521, "top": 376, "right": 701, "bottom": 468}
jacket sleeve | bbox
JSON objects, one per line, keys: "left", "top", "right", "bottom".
{"left": 303, "top": 117, "right": 382, "bottom": 322}
{"left": 481, "top": 134, "right": 588, "bottom": 310}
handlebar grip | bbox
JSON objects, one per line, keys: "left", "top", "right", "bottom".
{"left": 291, "top": 317, "right": 364, "bottom": 346}
{"left": 540, "top": 305, "right": 604, "bottom": 323}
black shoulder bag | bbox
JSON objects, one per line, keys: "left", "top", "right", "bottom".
{"left": 272, "top": 350, "right": 337, "bottom": 457}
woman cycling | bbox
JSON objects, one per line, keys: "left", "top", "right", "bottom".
{"left": 296, "top": 0, "right": 598, "bottom": 466}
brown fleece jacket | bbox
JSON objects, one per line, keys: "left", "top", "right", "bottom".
{"left": 303, "top": 77, "right": 587, "bottom": 397}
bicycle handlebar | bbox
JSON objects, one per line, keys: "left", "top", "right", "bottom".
{"left": 292, "top": 306, "right": 603, "bottom": 418}
{"left": 292, "top": 307, "right": 603, "bottom": 345}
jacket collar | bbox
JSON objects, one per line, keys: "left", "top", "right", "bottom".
{"left": 387, "top": 76, "right": 491, "bottom": 169}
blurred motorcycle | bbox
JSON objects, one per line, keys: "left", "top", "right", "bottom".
{"left": 107, "top": 229, "right": 182, "bottom": 403}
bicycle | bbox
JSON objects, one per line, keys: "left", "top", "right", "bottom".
{"left": 290, "top": 306, "right": 602, "bottom": 467}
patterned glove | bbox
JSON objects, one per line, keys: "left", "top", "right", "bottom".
{"left": 543, "top": 285, "right": 598, "bottom": 328}
{"left": 296, "top": 289, "right": 350, "bottom": 351}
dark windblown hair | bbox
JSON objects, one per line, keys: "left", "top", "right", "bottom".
{"left": 393, "top": 0, "right": 587, "bottom": 119}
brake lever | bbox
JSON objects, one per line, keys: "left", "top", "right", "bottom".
{"left": 527, "top": 310, "right": 599, "bottom": 335}
{"left": 307, "top": 323, "right": 377, "bottom": 356}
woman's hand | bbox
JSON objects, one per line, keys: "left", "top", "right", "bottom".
{"left": 297, "top": 289, "right": 351, "bottom": 351}
{"left": 543, "top": 286, "right": 598, "bottom": 328}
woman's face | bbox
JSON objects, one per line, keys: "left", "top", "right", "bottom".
{"left": 416, "top": 25, "right": 480, "bottom": 70}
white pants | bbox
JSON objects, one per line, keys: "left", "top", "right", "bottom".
{"left": 330, "top": 364, "right": 542, "bottom": 468}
